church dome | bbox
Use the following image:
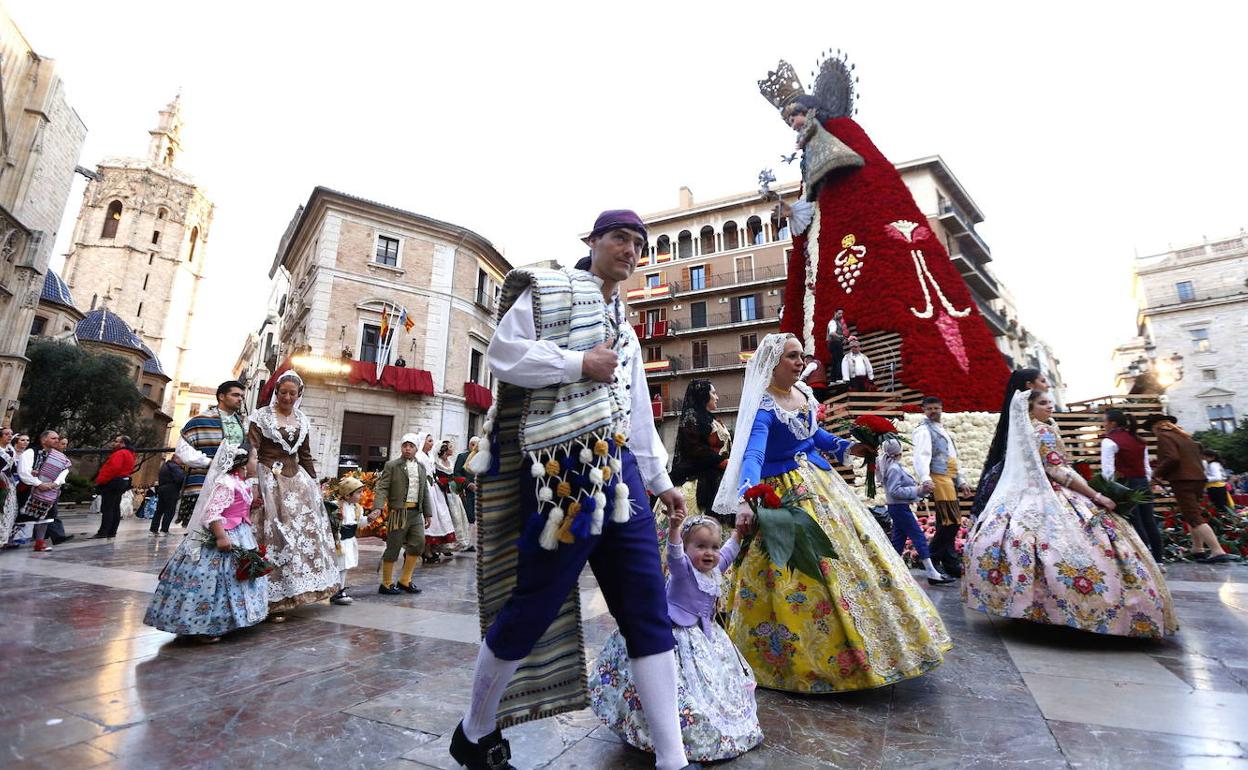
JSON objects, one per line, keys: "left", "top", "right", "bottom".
{"left": 75, "top": 309, "right": 144, "bottom": 351}
{"left": 140, "top": 342, "right": 167, "bottom": 377}
{"left": 40, "top": 270, "right": 75, "bottom": 308}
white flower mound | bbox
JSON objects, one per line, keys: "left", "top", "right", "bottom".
{"left": 846, "top": 411, "right": 998, "bottom": 504}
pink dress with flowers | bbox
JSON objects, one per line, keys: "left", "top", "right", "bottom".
{"left": 963, "top": 420, "right": 1177, "bottom": 637}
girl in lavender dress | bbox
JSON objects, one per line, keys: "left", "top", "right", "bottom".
{"left": 590, "top": 510, "right": 763, "bottom": 762}
{"left": 144, "top": 443, "right": 269, "bottom": 640}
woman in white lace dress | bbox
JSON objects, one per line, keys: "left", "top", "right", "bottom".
{"left": 247, "top": 371, "right": 340, "bottom": 616}
{"left": 435, "top": 440, "right": 471, "bottom": 551}
{"left": 413, "top": 432, "right": 457, "bottom": 560}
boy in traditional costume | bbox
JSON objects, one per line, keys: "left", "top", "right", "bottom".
{"left": 451, "top": 211, "right": 696, "bottom": 770}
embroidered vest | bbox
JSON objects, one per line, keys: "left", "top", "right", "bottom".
{"left": 497, "top": 267, "right": 636, "bottom": 453}
{"left": 925, "top": 421, "right": 952, "bottom": 475}
{"left": 1105, "top": 429, "right": 1147, "bottom": 478}
{"left": 30, "top": 450, "right": 71, "bottom": 503}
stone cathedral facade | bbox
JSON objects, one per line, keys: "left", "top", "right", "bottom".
{"left": 62, "top": 95, "right": 214, "bottom": 415}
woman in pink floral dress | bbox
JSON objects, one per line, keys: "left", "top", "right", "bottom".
{"left": 963, "top": 390, "right": 1177, "bottom": 638}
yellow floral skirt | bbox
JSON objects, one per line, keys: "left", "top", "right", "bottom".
{"left": 726, "top": 460, "right": 952, "bottom": 693}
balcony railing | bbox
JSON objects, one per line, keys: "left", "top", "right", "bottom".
{"left": 652, "top": 390, "right": 744, "bottom": 416}
{"left": 1144, "top": 288, "right": 1248, "bottom": 312}
{"left": 675, "top": 309, "right": 776, "bottom": 334}
{"left": 937, "top": 200, "right": 991, "bottom": 263}
{"left": 647, "top": 351, "right": 754, "bottom": 377}
{"left": 950, "top": 252, "right": 999, "bottom": 300}
{"left": 474, "top": 288, "right": 497, "bottom": 313}
{"left": 975, "top": 298, "right": 1008, "bottom": 336}
{"left": 633, "top": 320, "right": 676, "bottom": 340}
{"left": 669, "top": 264, "right": 786, "bottom": 295}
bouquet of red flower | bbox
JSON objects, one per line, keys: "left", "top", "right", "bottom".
{"left": 451, "top": 476, "right": 469, "bottom": 494}
{"left": 233, "top": 544, "right": 274, "bottom": 582}
{"left": 737, "top": 482, "right": 837, "bottom": 586}
{"left": 192, "top": 531, "right": 276, "bottom": 581}
{"left": 829, "top": 414, "right": 906, "bottom": 498}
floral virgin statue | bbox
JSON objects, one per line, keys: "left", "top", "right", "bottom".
{"left": 761, "top": 53, "right": 1008, "bottom": 411}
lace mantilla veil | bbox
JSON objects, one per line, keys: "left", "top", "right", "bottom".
{"left": 713, "top": 332, "right": 795, "bottom": 517}
{"left": 969, "top": 390, "right": 1063, "bottom": 537}
{"left": 183, "top": 442, "right": 249, "bottom": 560}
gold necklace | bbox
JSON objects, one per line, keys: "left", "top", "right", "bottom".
{"left": 767, "top": 384, "right": 793, "bottom": 398}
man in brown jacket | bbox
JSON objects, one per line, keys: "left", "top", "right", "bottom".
{"left": 371, "top": 433, "right": 433, "bottom": 593}
{"left": 1146, "top": 414, "right": 1237, "bottom": 564}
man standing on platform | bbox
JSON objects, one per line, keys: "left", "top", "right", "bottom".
{"left": 826, "top": 308, "right": 847, "bottom": 381}
{"left": 450, "top": 210, "right": 694, "bottom": 770}
{"left": 913, "top": 396, "right": 971, "bottom": 578}
{"left": 841, "top": 336, "right": 875, "bottom": 391}
{"left": 174, "top": 380, "right": 246, "bottom": 527}
{"left": 371, "top": 433, "right": 431, "bottom": 595}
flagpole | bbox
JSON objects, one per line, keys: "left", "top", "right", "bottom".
{"left": 376, "top": 302, "right": 398, "bottom": 379}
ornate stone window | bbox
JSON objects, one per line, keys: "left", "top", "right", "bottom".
{"left": 102, "top": 201, "right": 123, "bottom": 239}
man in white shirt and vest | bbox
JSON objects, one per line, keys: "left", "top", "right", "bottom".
{"left": 451, "top": 211, "right": 695, "bottom": 770}
{"left": 841, "top": 335, "right": 875, "bottom": 391}
{"left": 912, "top": 396, "right": 972, "bottom": 578}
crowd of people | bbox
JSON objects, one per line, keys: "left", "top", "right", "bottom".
{"left": 1, "top": 206, "right": 1244, "bottom": 770}
{"left": 140, "top": 374, "right": 484, "bottom": 638}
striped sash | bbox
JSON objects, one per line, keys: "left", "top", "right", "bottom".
{"left": 476, "top": 385, "right": 587, "bottom": 726}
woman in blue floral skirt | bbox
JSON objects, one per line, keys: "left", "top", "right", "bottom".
{"left": 144, "top": 443, "right": 269, "bottom": 640}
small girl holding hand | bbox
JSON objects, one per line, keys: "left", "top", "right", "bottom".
{"left": 878, "top": 437, "right": 955, "bottom": 585}
{"left": 332, "top": 477, "right": 365, "bottom": 605}
{"left": 590, "top": 509, "right": 763, "bottom": 762}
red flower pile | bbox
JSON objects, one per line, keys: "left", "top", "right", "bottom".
{"left": 779, "top": 117, "right": 1009, "bottom": 411}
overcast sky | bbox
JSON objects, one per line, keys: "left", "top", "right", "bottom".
{"left": 13, "top": 1, "right": 1248, "bottom": 402}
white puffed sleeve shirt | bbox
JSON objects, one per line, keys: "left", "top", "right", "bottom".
{"left": 487, "top": 279, "right": 673, "bottom": 496}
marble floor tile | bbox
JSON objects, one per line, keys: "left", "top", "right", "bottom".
{"left": 6, "top": 517, "right": 1248, "bottom": 769}
{"left": 879, "top": 729, "right": 1069, "bottom": 770}
{"left": 1049, "top": 720, "right": 1248, "bottom": 770}
{"left": 1003, "top": 637, "right": 1188, "bottom": 687}
{"left": 1023, "top": 672, "right": 1248, "bottom": 742}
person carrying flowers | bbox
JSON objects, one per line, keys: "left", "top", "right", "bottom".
{"left": 713, "top": 333, "right": 950, "bottom": 693}
{"left": 144, "top": 442, "right": 271, "bottom": 641}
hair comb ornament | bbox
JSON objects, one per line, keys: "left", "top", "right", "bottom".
{"left": 680, "top": 515, "right": 717, "bottom": 536}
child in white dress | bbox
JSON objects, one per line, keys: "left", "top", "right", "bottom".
{"left": 332, "top": 478, "right": 364, "bottom": 606}
{"left": 590, "top": 509, "right": 763, "bottom": 762}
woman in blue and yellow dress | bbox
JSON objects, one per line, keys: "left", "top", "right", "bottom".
{"left": 714, "top": 333, "right": 951, "bottom": 693}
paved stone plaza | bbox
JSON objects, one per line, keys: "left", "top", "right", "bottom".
{"left": 2, "top": 514, "right": 1247, "bottom": 770}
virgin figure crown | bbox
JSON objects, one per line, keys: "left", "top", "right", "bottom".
{"left": 758, "top": 60, "right": 805, "bottom": 113}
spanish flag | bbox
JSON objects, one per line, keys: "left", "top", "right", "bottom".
{"left": 379, "top": 310, "right": 390, "bottom": 341}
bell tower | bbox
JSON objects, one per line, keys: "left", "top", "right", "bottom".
{"left": 147, "top": 93, "right": 183, "bottom": 167}
{"left": 63, "top": 94, "right": 214, "bottom": 416}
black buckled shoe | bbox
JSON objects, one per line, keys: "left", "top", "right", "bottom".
{"left": 449, "top": 721, "right": 514, "bottom": 770}
{"left": 377, "top": 584, "right": 403, "bottom": 595}
{"left": 397, "top": 582, "right": 423, "bottom": 594}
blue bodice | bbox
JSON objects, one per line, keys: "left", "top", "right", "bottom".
{"left": 737, "top": 393, "right": 851, "bottom": 493}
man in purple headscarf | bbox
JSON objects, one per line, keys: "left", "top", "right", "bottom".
{"left": 451, "top": 210, "right": 698, "bottom": 770}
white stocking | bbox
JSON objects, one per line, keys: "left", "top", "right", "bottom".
{"left": 462, "top": 642, "right": 522, "bottom": 743}
{"left": 921, "top": 557, "right": 944, "bottom": 579}
{"left": 630, "top": 650, "right": 688, "bottom": 770}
